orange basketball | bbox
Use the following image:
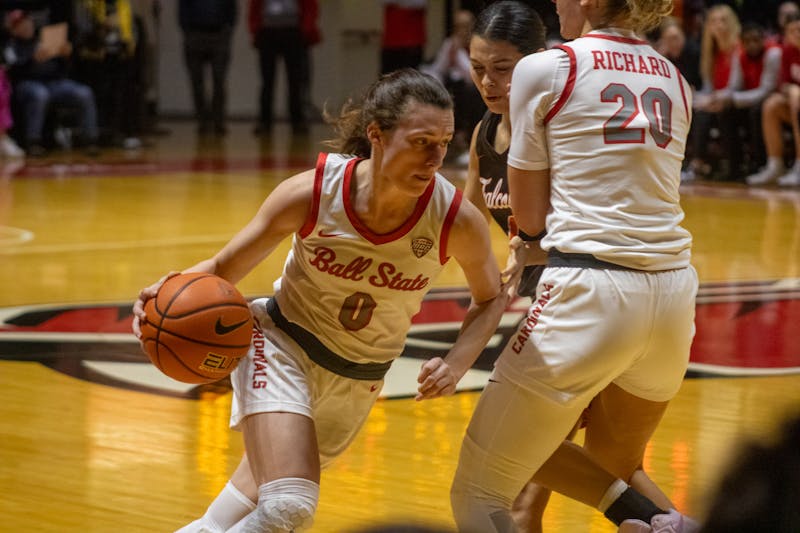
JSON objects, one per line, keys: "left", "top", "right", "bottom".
{"left": 140, "top": 272, "right": 253, "bottom": 384}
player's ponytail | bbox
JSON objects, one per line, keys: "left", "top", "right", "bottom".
{"left": 605, "top": 0, "right": 673, "bottom": 34}
{"left": 324, "top": 68, "right": 452, "bottom": 158}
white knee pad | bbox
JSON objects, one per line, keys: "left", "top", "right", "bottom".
{"left": 249, "top": 477, "right": 319, "bottom": 532}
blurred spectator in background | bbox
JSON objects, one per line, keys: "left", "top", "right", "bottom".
{"left": 699, "top": 413, "right": 800, "bottom": 532}
{"left": 695, "top": 23, "right": 780, "bottom": 180}
{"left": 248, "top": 0, "right": 319, "bottom": 136}
{"left": 178, "top": 0, "right": 237, "bottom": 137}
{"left": 131, "top": 0, "right": 163, "bottom": 136}
{"left": 656, "top": 16, "right": 702, "bottom": 90}
{"left": 769, "top": 1, "right": 800, "bottom": 44}
{"left": 422, "top": 8, "right": 484, "bottom": 164}
{"left": 683, "top": 4, "right": 741, "bottom": 182}
{"left": 747, "top": 12, "right": 800, "bottom": 186}
{"left": 0, "top": 59, "right": 24, "bottom": 158}
{"left": 3, "top": 9, "right": 99, "bottom": 157}
{"left": 296, "top": 0, "right": 320, "bottom": 126}
{"left": 380, "top": 0, "right": 427, "bottom": 74}
{"left": 73, "top": 0, "right": 144, "bottom": 149}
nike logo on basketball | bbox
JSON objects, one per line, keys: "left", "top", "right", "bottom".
{"left": 215, "top": 318, "right": 249, "bottom": 335}
{"left": 317, "top": 229, "right": 344, "bottom": 238}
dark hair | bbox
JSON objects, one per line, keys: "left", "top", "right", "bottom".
{"left": 472, "top": 0, "right": 546, "bottom": 55}
{"left": 324, "top": 68, "right": 453, "bottom": 158}
{"left": 700, "top": 414, "right": 800, "bottom": 532}
{"left": 741, "top": 21, "right": 765, "bottom": 36}
{"left": 784, "top": 11, "right": 800, "bottom": 29}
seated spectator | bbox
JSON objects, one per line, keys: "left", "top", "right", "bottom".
{"left": 684, "top": 4, "right": 741, "bottom": 182}
{"left": 421, "top": 9, "right": 485, "bottom": 164}
{"left": 695, "top": 23, "right": 781, "bottom": 180}
{"left": 3, "top": 9, "right": 99, "bottom": 157}
{"left": 0, "top": 63, "right": 24, "bottom": 158}
{"left": 746, "top": 12, "right": 800, "bottom": 187}
{"left": 767, "top": 1, "right": 800, "bottom": 44}
{"left": 656, "top": 16, "right": 702, "bottom": 91}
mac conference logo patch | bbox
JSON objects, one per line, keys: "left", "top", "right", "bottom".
{"left": 411, "top": 237, "right": 433, "bottom": 258}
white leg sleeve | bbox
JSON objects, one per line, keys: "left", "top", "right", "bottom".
{"left": 450, "top": 379, "right": 586, "bottom": 532}
{"left": 175, "top": 481, "right": 256, "bottom": 533}
{"left": 227, "top": 478, "right": 319, "bottom": 533}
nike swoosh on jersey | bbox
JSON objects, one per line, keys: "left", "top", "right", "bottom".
{"left": 317, "top": 230, "right": 344, "bottom": 238}
{"left": 215, "top": 318, "right": 250, "bottom": 335}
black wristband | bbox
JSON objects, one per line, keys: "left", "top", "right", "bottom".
{"left": 517, "top": 229, "right": 546, "bottom": 242}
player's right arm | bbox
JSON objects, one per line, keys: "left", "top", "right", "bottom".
{"left": 132, "top": 169, "right": 316, "bottom": 337}
{"left": 191, "top": 169, "right": 316, "bottom": 284}
{"left": 507, "top": 50, "right": 561, "bottom": 238}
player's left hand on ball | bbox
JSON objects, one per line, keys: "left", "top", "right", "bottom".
{"left": 131, "top": 270, "right": 181, "bottom": 339}
{"left": 416, "top": 357, "right": 458, "bottom": 401}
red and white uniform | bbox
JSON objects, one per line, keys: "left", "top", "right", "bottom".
{"left": 451, "top": 30, "right": 699, "bottom": 529}
{"left": 230, "top": 152, "right": 461, "bottom": 465}
{"left": 277, "top": 152, "right": 460, "bottom": 364}
{"left": 509, "top": 30, "right": 693, "bottom": 270}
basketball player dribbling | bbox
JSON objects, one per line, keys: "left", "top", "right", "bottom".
{"left": 449, "top": 0, "right": 701, "bottom": 530}
{"left": 132, "top": 68, "right": 516, "bottom": 532}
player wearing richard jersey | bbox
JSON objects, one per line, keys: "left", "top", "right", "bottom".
{"left": 451, "top": 26, "right": 700, "bottom": 532}
{"left": 511, "top": 32, "right": 693, "bottom": 269}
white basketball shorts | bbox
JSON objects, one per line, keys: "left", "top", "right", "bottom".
{"left": 229, "top": 298, "right": 384, "bottom": 467}
{"left": 495, "top": 265, "right": 699, "bottom": 406}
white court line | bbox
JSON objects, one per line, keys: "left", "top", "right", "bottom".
{"left": 0, "top": 226, "right": 35, "bottom": 246}
{"left": 0, "top": 234, "right": 234, "bottom": 255}
{"left": 0, "top": 331, "right": 136, "bottom": 341}
{"left": 688, "top": 362, "right": 800, "bottom": 376}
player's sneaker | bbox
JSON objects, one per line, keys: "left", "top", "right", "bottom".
{"left": 777, "top": 164, "right": 800, "bottom": 186}
{"left": 0, "top": 135, "right": 24, "bottom": 158}
{"left": 746, "top": 164, "right": 784, "bottom": 186}
{"left": 618, "top": 510, "right": 701, "bottom": 533}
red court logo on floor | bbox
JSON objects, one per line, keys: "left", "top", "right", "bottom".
{"left": 0, "top": 279, "right": 798, "bottom": 397}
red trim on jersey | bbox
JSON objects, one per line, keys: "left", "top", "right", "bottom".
{"left": 545, "top": 45, "right": 577, "bottom": 125}
{"left": 343, "top": 162, "right": 437, "bottom": 245}
{"left": 439, "top": 189, "right": 463, "bottom": 265}
{"left": 298, "top": 152, "right": 326, "bottom": 239}
{"left": 584, "top": 33, "right": 649, "bottom": 45}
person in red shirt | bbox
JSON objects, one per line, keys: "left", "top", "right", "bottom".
{"left": 683, "top": 4, "right": 740, "bottom": 182}
{"left": 380, "top": 0, "right": 427, "bottom": 74}
{"left": 696, "top": 23, "right": 781, "bottom": 181}
{"left": 746, "top": 12, "right": 800, "bottom": 186}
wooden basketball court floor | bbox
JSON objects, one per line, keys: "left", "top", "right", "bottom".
{"left": 1, "top": 121, "right": 799, "bottom": 532}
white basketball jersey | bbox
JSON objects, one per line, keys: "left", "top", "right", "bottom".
{"left": 274, "top": 153, "right": 462, "bottom": 364}
{"left": 509, "top": 29, "right": 693, "bottom": 271}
